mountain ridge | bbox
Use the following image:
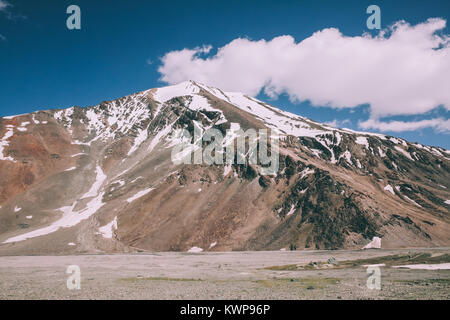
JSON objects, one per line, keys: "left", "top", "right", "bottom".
{"left": 0, "top": 80, "right": 449, "bottom": 254}
{"left": 4, "top": 80, "right": 447, "bottom": 151}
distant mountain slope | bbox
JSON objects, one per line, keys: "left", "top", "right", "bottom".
{"left": 0, "top": 81, "right": 449, "bottom": 254}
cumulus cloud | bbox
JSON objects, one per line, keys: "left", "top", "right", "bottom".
{"left": 359, "top": 118, "right": 450, "bottom": 133}
{"left": 158, "top": 18, "right": 450, "bottom": 133}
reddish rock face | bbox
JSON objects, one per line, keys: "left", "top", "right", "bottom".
{"left": 0, "top": 81, "right": 449, "bottom": 255}
{"left": 0, "top": 114, "right": 78, "bottom": 207}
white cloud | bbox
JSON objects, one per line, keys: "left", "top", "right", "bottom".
{"left": 0, "top": 0, "right": 10, "bottom": 11}
{"left": 325, "top": 119, "right": 351, "bottom": 128}
{"left": 359, "top": 118, "right": 450, "bottom": 133}
{"left": 0, "top": 0, "right": 25, "bottom": 20}
{"left": 159, "top": 18, "right": 450, "bottom": 124}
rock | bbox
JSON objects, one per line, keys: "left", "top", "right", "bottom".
{"left": 258, "top": 175, "right": 271, "bottom": 188}
{"left": 328, "top": 257, "right": 338, "bottom": 265}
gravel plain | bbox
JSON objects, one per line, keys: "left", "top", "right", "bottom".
{"left": 0, "top": 248, "right": 448, "bottom": 300}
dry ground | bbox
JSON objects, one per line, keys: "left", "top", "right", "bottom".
{"left": 0, "top": 248, "right": 448, "bottom": 300}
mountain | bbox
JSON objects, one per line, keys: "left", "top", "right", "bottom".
{"left": 0, "top": 80, "right": 449, "bottom": 254}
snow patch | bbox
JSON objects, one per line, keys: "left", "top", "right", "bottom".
{"left": 98, "top": 217, "right": 117, "bottom": 239}
{"left": 211, "top": 89, "right": 327, "bottom": 138}
{"left": 80, "top": 165, "right": 106, "bottom": 199}
{"left": 393, "top": 263, "right": 450, "bottom": 270}
{"left": 2, "top": 113, "right": 27, "bottom": 119}
{"left": 3, "top": 192, "right": 105, "bottom": 243}
{"left": 394, "top": 146, "right": 414, "bottom": 161}
{"left": 286, "top": 204, "right": 296, "bottom": 216}
{"left": 355, "top": 136, "right": 369, "bottom": 149}
{"left": 362, "top": 237, "right": 381, "bottom": 249}
{"left": 431, "top": 148, "right": 444, "bottom": 157}
{"left": 127, "top": 187, "right": 154, "bottom": 203}
{"left": 71, "top": 153, "right": 87, "bottom": 157}
{"left": 223, "top": 163, "right": 232, "bottom": 177}
{"left": 127, "top": 126, "right": 149, "bottom": 156}
{"left": 300, "top": 168, "right": 314, "bottom": 178}
{"left": 404, "top": 195, "right": 421, "bottom": 207}
{"left": 153, "top": 81, "right": 200, "bottom": 103}
{"left": 384, "top": 185, "right": 395, "bottom": 195}
{"left": 341, "top": 150, "right": 353, "bottom": 166}
{"left": 0, "top": 125, "right": 16, "bottom": 162}
{"left": 113, "top": 180, "right": 125, "bottom": 187}
{"left": 147, "top": 119, "right": 179, "bottom": 153}
{"left": 390, "top": 137, "right": 400, "bottom": 144}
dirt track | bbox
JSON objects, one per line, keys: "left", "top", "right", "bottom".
{"left": 0, "top": 248, "right": 448, "bottom": 300}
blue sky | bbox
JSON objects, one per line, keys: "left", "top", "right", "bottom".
{"left": 0, "top": 0, "right": 449, "bottom": 148}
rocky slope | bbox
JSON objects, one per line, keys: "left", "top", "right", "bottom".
{"left": 0, "top": 80, "right": 449, "bottom": 254}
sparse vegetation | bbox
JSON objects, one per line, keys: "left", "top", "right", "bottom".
{"left": 264, "top": 253, "right": 450, "bottom": 271}
{"left": 254, "top": 277, "right": 340, "bottom": 289}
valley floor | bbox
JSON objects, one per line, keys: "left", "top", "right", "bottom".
{"left": 0, "top": 248, "right": 449, "bottom": 300}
